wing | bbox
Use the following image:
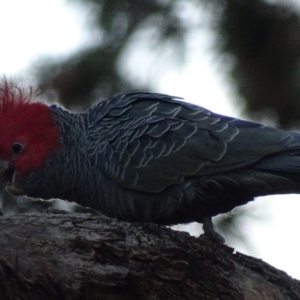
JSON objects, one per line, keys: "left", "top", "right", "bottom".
{"left": 85, "top": 93, "right": 296, "bottom": 193}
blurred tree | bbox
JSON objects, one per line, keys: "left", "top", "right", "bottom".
{"left": 217, "top": 0, "right": 300, "bottom": 128}
{"left": 34, "top": 0, "right": 203, "bottom": 109}
{"left": 34, "top": 0, "right": 300, "bottom": 128}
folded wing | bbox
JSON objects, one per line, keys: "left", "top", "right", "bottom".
{"left": 86, "top": 93, "right": 299, "bottom": 193}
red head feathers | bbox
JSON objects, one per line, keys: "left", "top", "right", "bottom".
{"left": 0, "top": 79, "right": 61, "bottom": 175}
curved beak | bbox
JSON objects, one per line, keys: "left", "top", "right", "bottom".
{"left": 0, "top": 158, "right": 10, "bottom": 183}
{"left": 0, "top": 158, "right": 9, "bottom": 172}
{"left": 6, "top": 184, "right": 25, "bottom": 196}
{"left": 0, "top": 159, "right": 25, "bottom": 196}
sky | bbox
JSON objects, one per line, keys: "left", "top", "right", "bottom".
{"left": 1, "top": 0, "right": 300, "bottom": 279}
{"left": 0, "top": 0, "right": 88, "bottom": 74}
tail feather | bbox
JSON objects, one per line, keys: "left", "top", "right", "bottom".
{"left": 256, "top": 155, "right": 300, "bottom": 173}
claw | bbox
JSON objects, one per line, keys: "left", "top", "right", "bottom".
{"left": 202, "top": 217, "right": 225, "bottom": 244}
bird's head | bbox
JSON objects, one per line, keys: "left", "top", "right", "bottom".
{"left": 0, "top": 79, "right": 61, "bottom": 195}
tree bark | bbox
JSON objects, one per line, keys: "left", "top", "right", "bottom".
{"left": 0, "top": 212, "right": 298, "bottom": 300}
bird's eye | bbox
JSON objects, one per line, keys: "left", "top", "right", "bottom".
{"left": 11, "top": 142, "right": 24, "bottom": 154}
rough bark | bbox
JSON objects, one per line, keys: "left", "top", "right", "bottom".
{"left": 0, "top": 212, "right": 298, "bottom": 300}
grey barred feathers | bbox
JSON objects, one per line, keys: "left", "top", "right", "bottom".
{"left": 1, "top": 90, "right": 300, "bottom": 226}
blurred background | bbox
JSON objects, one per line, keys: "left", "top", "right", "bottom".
{"left": 1, "top": 0, "right": 300, "bottom": 278}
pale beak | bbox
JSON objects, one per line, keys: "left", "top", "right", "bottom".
{"left": 6, "top": 184, "right": 25, "bottom": 196}
{"left": 0, "top": 159, "right": 25, "bottom": 196}
{"left": 0, "top": 158, "right": 9, "bottom": 172}
{"left": 0, "top": 158, "right": 10, "bottom": 183}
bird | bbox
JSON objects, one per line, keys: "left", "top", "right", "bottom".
{"left": 0, "top": 79, "right": 300, "bottom": 241}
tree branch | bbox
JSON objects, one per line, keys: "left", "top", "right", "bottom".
{"left": 0, "top": 213, "right": 298, "bottom": 299}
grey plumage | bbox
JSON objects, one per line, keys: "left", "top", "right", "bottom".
{"left": 13, "top": 93, "right": 300, "bottom": 225}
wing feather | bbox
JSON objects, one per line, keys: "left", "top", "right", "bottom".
{"left": 86, "top": 93, "right": 296, "bottom": 193}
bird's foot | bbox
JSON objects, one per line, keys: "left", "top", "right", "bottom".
{"left": 201, "top": 217, "right": 225, "bottom": 244}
